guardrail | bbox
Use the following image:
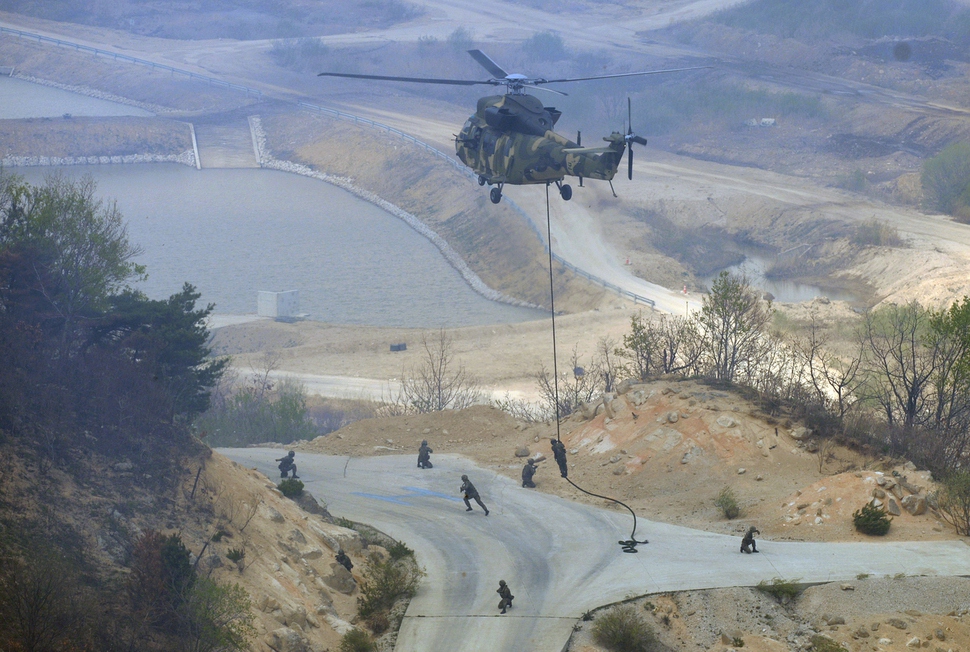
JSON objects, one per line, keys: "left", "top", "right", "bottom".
{"left": 1, "top": 25, "right": 655, "bottom": 308}
{"left": 0, "top": 26, "right": 262, "bottom": 97}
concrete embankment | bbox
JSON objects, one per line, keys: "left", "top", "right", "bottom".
{"left": 1, "top": 151, "right": 196, "bottom": 168}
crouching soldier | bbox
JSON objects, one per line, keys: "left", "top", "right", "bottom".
{"left": 522, "top": 459, "right": 538, "bottom": 488}
{"left": 417, "top": 440, "right": 433, "bottom": 469}
{"left": 497, "top": 580, "right": 514, "bottom": 614}
{"left": 740, "top": 526, "right": 760, "bottom": 553}
{"left": 276, "top": 451, "right": 299, "bottom": 479}
{"left": 335, "top": 549, "right": 353, "bottom": 572}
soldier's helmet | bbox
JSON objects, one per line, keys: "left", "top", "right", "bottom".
{"left": 499, "top": 580, "right": 506, "bottom": 586}
{"left": 461, "top": 474, "right": 469, "bottom": 481}
{"left": 287, "top": 451, "right": 295, "bottom": 457}
{"left": 422, "top": 440, "right": 428, "bottom": 446}
{"left": 550, "top": 437, "right": 557, "bottom": 443}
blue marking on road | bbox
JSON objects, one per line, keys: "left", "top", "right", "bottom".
{"left": 351, "top": 492, "right": 413, "bottom": 505}
{"left": 351, "top": 487, "right": 465, "bottom": 506}
{"left": 402, "top": 486, "right": 463, "bottom": 502}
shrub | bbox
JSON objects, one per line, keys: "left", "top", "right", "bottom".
{"left": 339, "top": 628, "right": 376, "bottom": 652}
{"left": 810, "top": 634, "right": 844, "bottom": 652}
{"left": 714, "top": 487, "right": 740, "bottom": 519}
{"left": 937, "top": 470, "right": 970, "bottom": 536}
{"left": 591, "top": 604, "right": 657, "bottom": 652}
{"left": 366, "top": 610, "right": 390, "bottom": 634}
{"left": 387, "top": 540, "right": 415, "bottom": 561}
{"left": 226, "top": 548, "right": 245, "bottom": 563}
{"left": 357, "top": 558, "right": 424, "bottom": 619}
{"left": 756, "top": 577, "right": 802, "bottom": 602}
{"left": 852, "top": 502, "right": 891, "bottom": 535}
{"left": 852, "top": 219, "right": 903, "bottom": 247}
{"left": 922, "top": 142, "right": 970, "bottom": 218}
{"left": 278, "top": 478, "right": 304, "bottom": 498}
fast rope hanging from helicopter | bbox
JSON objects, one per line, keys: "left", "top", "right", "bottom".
{"left": 542, "top": 183, "right": 648, "bottom": 554}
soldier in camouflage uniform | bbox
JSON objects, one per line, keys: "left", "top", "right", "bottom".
{"left": 740, "top": 526, "right": 760, "bottom": 553}
{"left": 522, "top": 459, "right": 538, "bottom": 488}
{"left": 460, "top": 474, "right": 489, "bottom": 515}
{"left": 551, "top": 438, "right": 568, "bottom": 478}
{"left": 276, "top": 451, "right": 299, "bottom": 479}
{"left": 417, "top": 440, "right": 433, "bottom": 469}
{"left": 497, "top": 580, "right": 514, "bottom": 614}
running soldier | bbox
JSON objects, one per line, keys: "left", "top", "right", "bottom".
{"left": 459, "top": 474, "right": 489, "bottom": 515}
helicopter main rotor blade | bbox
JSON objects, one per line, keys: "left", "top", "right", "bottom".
{"left": 317, "top": 71, "right": 500, "bottom": 86}
{"left": 466, "top": 50, "right": 510, "bottom": 79}
{"left": 536, "top": 65, "right": 710, "bottom": 85}
{"left": 522, "top": 84, "right": 568, "bottom": 96}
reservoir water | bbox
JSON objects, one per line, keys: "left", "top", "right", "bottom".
{"left": 703, "top": 250, "right": 858, "bottom": 304}
{"left": 0, "top": 75, "right": 153, "bottom": 119}
{"left": 20, "top": 165, "right": 545, "bottom": 327}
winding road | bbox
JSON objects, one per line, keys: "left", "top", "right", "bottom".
{"left": 220, "top": 448, "right": 970, "bottom": 652}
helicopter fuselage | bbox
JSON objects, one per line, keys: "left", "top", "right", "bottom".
{"left": 455, "top": 94, "right": 627, "bottom": 187}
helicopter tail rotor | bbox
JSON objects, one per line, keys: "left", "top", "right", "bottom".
{"left": 624, "top": 97, "right": 647, "bottom": 181}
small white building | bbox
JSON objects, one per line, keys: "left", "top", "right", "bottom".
{"left": 257, "top": 290, "right": 300, "bottom": 319}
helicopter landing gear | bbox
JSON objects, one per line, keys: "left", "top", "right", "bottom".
{"left": 556, "top": 180, "right": 572, "bottom": 201}
{"left": 489, "top": 185, "right": 503, "bottom": 204}
{"left": 478, "top": 175, "right": 487, "bottom": 186}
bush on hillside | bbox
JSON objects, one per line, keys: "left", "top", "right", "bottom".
{"left": 714, "top": 487, "right": 741, "bottom": 519}
{"left": 591, "top": 604, "right": 658, "bottom": 652}
{"left": 852, "top": 502, "right": 892, "bottom": 535}
{"left": 277, "top": 478, "right": 304, "bottom": 498}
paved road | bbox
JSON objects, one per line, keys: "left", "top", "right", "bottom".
{"left": 220, "top": 448, "right": 970, "bottom": 652}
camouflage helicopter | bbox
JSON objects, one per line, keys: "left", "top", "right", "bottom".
{"left": 319, "top": 50, "right": 704, "bottom": 204}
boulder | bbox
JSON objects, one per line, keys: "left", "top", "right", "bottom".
{"left": 281, "top": 603, "right": 308, "bottom": 630}
{"left": 716, "top": 416, "right": 738, "bottom": 428}
{"left": 888, "top": 618, "right": 909, "bottom": 630}
{"left": 667, "top": 411, "right": 679, "bottom": 424}
{"left": 323, "top": 564, "right": 357, "bottom": 594}
{"left": 790, "top": 426, "right": 812, "bottom": 440}
{"left": 266, "top": 627, "right": 309, "bottom": 652}
{"left": 514, "top": 446, "right": 531, "bottom": 458}
{"left": 905, "top": 636, "right": 921, "bottom": 647}
{"left": 901, "top": 494, "right": 927, "bottom": 516}
{"left": 263, "top": 505, "right": 285, "bottom": 524}
{"left": 873, "top": 488, "right": 886, "bottom": 499}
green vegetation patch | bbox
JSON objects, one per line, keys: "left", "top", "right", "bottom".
{"left": 853, "top": 502, "right": 892, "bottom": 535}
{"left": 591, "top": 604, "right": 658, "bottom": 652}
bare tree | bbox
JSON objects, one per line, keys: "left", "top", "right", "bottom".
{"left": 399, "top": 330, "right": 483, "bottom": 413}
{"left": 597, "top": 336, "right": 625, "bottom": 392}
{"left": 621, "top": 312, "right": 658, "bottom": 381}
{"left": 698, "top": 272, "right": 773, "bottom": 382}
{"left": 796, "top": 311, "right": 862, "bottom": 421}
{"left": 858, "top": 302, "right": 937, "bottom": 432}
{"left": 535, "top": 346, "right": 601, "bottom": 418}
{"left": 657, "top": 314, "right": 703, "bottom": 376}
